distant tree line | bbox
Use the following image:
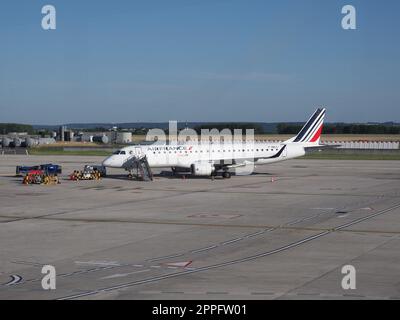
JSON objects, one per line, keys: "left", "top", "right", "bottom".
{"left": 323, "top": 124, "right": 400, "bottom": 134}
{"left": 0, "top": 123, "right": 35, "bottom": 134}
{"left": 277, "top": 123, "right": 400, "bottom": 135}
{"left": 276, "top": 123, "right": 303, "bottom": 134}
{"left": 193, "top": 123, "right": 265, "bottom": 135}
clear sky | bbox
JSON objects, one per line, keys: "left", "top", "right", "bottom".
{"left": 0, "top": 0, "right": 399, "bottom": 124}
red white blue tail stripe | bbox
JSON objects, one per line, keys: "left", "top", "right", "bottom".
{"left": 293, "top": 108, "right": 326, "bottom": 143}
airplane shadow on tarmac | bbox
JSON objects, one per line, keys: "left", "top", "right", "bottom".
{"left": 103, "top": 171, "right": 275, "bottom": 181}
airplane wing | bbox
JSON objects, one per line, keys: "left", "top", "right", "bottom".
{"left": 225, "top": 162, "right": 250, "bottom": 169}
{"left": 304, "top": 144, "right": 341, "bottom": 150}
{"left": 219, "top": 145, "right": 288, "bottom": 169}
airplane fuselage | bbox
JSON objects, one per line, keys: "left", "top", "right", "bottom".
{"left": 102, "top": 108, "right": 325, "bottom": 177}
{"left": 102, "top": 141, "right": 306, "bottom": 170}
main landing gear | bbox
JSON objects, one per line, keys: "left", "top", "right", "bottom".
{"left": 211, "top": 171, "right": 231, "bottom": 180}
{"left": 222, "top": 171, "right": 231, "bottom": 179}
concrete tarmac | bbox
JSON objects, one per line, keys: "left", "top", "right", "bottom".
{"left": 0, "top": 155, "right": 399, "bottom": 300}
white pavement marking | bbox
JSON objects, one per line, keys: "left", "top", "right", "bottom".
{"left": 245, "top": 230, "right": 266, "bottom": 238}
{"left": 147, "top": 253, "right": 185, "bottom": 262}
{"left": 75, "top": 261, "right": 121, "bottom": 267}
{"left": 11, "top": 260, "right": 44, "bottom": 267}
{"left": 100, "top": 269, "right": 150, "bottom": 280}
{"left": 190, "top": 245, "right": 218, "bottom": 254}
{"left": 165, "top": 261, "right": 193, "bottom": 268}
{"left": 221, "top": 238, "right": 243, "bottom": 246}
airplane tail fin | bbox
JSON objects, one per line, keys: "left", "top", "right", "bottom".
{"left": 285, "top": 108, "right": 326, "bottom": 145}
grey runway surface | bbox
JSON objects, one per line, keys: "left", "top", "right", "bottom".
{"left": 0, "top": 155, "right": 399, "bottom": 300}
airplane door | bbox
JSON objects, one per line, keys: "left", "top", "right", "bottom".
{"left": 135, "top": 147, "right": 142, "bottom": 157}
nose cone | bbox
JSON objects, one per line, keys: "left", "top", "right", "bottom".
{"left": 102, "top": 156, "right": 113, "bottom": 167}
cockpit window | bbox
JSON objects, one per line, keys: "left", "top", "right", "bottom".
{"left": 120, "top": 151, "right": 126, "bottom": 155}
{"left": 113, "top": 150, "right": 121, "bottom": 155}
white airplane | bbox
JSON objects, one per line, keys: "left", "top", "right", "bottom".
{"left": 102, "top": 108, "right": 326, "bottom": 179}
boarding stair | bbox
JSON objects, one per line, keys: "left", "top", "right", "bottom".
{"left": 123, "top": 155, "right": 153, "bottom": 181}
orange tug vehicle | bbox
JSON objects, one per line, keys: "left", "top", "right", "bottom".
{"left": 22, "top": 169, "right": 60, "bottom": 185}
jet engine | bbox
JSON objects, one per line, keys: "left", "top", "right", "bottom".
{"left": 191, "top": 162, "right": 215, "bottom": 176}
